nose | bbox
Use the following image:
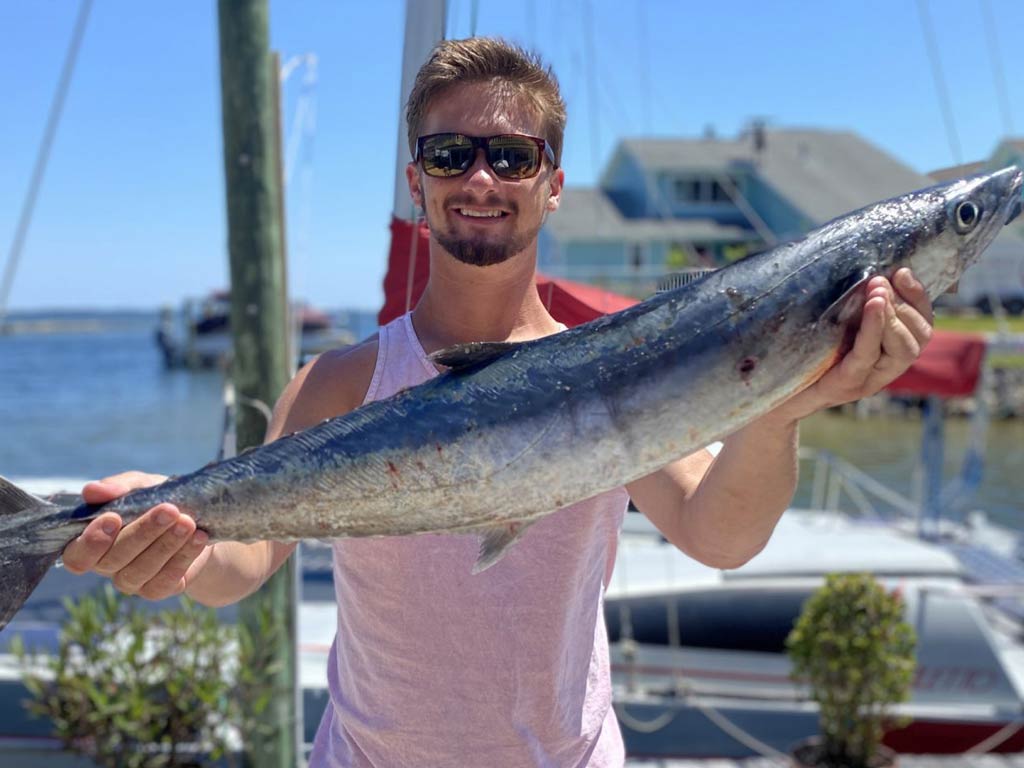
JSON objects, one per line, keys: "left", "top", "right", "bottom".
{"left": 464, "top": 147, "right": 499, "bottom": 184}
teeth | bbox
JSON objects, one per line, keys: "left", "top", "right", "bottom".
{"left": 459, "top": 209, "right": 504, "bottom": 218}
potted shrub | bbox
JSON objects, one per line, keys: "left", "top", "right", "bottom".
{"left": 13, "top": 585, "right": 283, "bottom": 768}
{"left": 785, "top": 572, "right": 916, "bottom": 768}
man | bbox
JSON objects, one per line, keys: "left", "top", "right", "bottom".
{"left": 63, "top": 38, "right": 934, "bottom": 767}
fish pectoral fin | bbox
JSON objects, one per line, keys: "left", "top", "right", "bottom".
{"left": 821, "top": 269, "right": 873, "bottom": 326}
{"left": 429, "top": 341, "right": 520, "bottom": 372}
{"left": 471, "top": 519, "right": 537, "bottom": 574}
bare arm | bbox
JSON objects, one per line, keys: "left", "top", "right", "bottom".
{"left": 629, "top": 269, "right": 934, "bottom": 568}
{"left": 62, "top": 338, "right": 379, "bottom": 607}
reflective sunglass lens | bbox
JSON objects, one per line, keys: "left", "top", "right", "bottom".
{"left": 422, "top": 135, "right": 474, "bottom": 177}
{"left": 488, "top": 140, "right": 539, "bottom": 179}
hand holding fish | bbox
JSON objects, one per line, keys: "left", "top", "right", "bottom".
{"left": 774, "top": 267, "right": 935, "bottom": 422}
{"left": 62, "top": 472, "right": 211, "bottom": 601}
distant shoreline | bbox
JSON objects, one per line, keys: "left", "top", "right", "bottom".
{"left": 1, "top": 318, "right": 126, "bottom": 335}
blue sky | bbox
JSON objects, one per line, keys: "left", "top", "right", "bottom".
{"left": 2, "top": 0, "right": 1023, "bottom": 312}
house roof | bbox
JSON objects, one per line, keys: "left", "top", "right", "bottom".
{"left": 615, "top": 130, "right": 935, "bottom": 226}
{"left": 544, "top": 187, "right": 754, "bottom": 243}
{"left": 928, "top": 161, "right": 987, "bottom": 182}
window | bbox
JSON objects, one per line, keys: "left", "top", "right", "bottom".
{"left": 711, "top": 180, "right": 731, "bottom": 202}
{"left": 673, "top": 175, "right": 740, "bottom": 204}
{"left": 630, "top": 244, "right": 643, "bottom": 270}
{"left": 673, "top": 178, "right": 702, "bottom": 203}
{"left": 605, "top": 588, "right": 813, "bottom": 653}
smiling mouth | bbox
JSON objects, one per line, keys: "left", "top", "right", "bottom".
{"left": 454, "top": 208, "right": 509, "bottom": 219}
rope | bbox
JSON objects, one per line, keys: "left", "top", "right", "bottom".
{"left": 980, "top": 0, "right": 1015, "bottom": 135}
{"left": 614, "top": 702, "right": 676, "bottom": 734}
{"left": 915, "top": 0, "right": 962, "bottom": 164}
{"left": 580, "top": 0, "right": 601, "bottom": 173}
{"left": 690, "top": 697, "right": 790, "bottom": 762}
{"left": 965, "top": 718, "right": 1024, "bottom": 754}
{"left": 0, "top": 0, "right": 94, "bottom": 332}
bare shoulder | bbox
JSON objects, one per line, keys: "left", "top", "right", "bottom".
{"left": 265, "top": 335, "right": 380, "bottom": 442}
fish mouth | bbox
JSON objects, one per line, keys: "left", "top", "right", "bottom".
{"left": 1004, "top": 169, "right": 1023, "bottom": 225}
{"left": 1007, "top": 198, "right": 1024, "bottom": 225}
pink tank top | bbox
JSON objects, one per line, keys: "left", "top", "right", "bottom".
{"left": 309, "top": 312, "right": 629, "bottom": 768}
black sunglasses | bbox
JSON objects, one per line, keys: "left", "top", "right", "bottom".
{"left": 415, "top": 133, "right": 557, "bottom": 180}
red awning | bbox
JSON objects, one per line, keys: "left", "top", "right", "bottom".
{"left": 885, "top": 330, "right": 987, "bottom": 398}
{"left": 380, "top": 217, "right": 986, "bottom": 397}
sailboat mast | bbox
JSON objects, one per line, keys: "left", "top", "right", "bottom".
{"left": 391, "top": 0, "right": 447, "bottom": 222}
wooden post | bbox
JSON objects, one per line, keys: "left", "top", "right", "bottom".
{"left": 216, "top": 1, "right": 299, "bottom": 766}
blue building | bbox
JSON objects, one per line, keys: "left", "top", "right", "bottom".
{"left": 539, "top": 128, "right": 939, "bottom": 297}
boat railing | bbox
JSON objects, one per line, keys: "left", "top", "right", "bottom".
{"left": 798, "top": 445, "right": 920, "bottom": 521}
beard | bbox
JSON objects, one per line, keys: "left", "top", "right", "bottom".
{"left": 431, "top": 227, "right": 533, "bottom": 267}
{"left": 425, "top": 196, "right": 541, "bottom": 267}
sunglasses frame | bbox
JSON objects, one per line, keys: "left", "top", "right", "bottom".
{"left": 415, "top": 133, "right": 557, "bottom": 180}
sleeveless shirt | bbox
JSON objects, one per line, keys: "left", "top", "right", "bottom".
{"left": 309, "top": 312, "right": 630, "bottom": 767}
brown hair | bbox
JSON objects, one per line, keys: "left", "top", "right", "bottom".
{"left": 406, "top": 37, "right": 567, "bottom": 166}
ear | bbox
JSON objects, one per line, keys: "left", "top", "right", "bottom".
{"left": 406, "top": 162, "right": 424, "bottom": 210}
{"left": 545, "top": 167, "right": 565, "bottom": 212}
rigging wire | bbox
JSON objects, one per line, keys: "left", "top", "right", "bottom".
{"left": 915, "top": 0, "right": 963, "bottom": 164}
{"left": 447, "top": 0, "right": 460, "bottom": 40}
{"left": 580, "top": 0, "right": 602, "bottom": 173}
{"left": 980, "top": 0, "right": 1015, "bottom": 136}
{"left": 280, "top": 54, "right": 318, "bottom": 362}
{"left": 0, "top": 0, "right": 93, "bottom": 333}
{"left": 526, "top": 0, "right": 537, "bottom": 50}
{"left": 636, "top": 1, "right": 652, "bottom": 135}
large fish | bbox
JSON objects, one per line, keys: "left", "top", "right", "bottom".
{"left": 1, "top": 167, "right": 1021, "bottom": 630}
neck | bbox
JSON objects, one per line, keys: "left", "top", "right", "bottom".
{"left": 410, "top": 240, "right": 561, "bottom": 354}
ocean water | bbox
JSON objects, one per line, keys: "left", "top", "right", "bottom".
{"left": 0, "top": 309, "right": 378, "bottom": 482}
{"left": 2, "top": 309, "right": 1022, "bottom": 529}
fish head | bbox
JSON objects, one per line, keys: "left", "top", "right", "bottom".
{"left": 880, "top": 165, "right": 1023, "bottom": 298}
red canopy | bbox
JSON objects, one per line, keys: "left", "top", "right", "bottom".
{"left": 884, "top": 330, "right": 987, "bottom": 398}
{"left": 379, "top": 216, "right": 986, "bottom": 397}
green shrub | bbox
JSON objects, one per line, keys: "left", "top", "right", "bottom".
{"left": 13, "top": 585, "right": 281, "bottom": 768}
{"left": 785, "top": 572, "right": 916, "bottom": 768}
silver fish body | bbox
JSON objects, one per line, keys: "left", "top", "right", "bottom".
{"left": 1, "top": 166, "right": 1021, "bottom": 629}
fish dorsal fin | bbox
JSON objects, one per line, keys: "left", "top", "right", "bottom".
{"left": 429, "top": 341, "right": 520, "bottom": 372}
{"left": 0, "top": 476, "right": 45, "bottom": 515}
{"left": 471, "top": 519, "right": 537, "bottom": 574}
{"left": 822, "top": 270, "right": 874, "bottom": 326}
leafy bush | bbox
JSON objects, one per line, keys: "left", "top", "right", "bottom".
{"left": 13, "top": 585, "right": 282, "bottom": 768}
{"left": 785, "top": 572, "right": 916, "bottom": 768}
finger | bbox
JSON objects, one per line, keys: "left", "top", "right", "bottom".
{"left": 112, "top": 517, "right": 199, "bottom": 596}
{"left": 82, "top": 471, "right": 166, "bottom": 504}
{"left": 890, "top": 273, "right": 935, "bottom": 348}
{"left": 82, "top": 480, "right": 132, "bottom": 505}
{"left": 877, "top": 290, "right": 922, "bottom": 365}
{"left": 892, "top": 268, "right": 934, "bottom": 325}
{"left": 62, "top": 514, "right": 123, "bottom": 574}
{"left": 841, "top": 295, "right": 886, "bottom": 377}
{"left": 136, "top": 532, "right": 211, "bottom": 601}
{"left": 94, "top": 504, "right": 181, "bottom": 576}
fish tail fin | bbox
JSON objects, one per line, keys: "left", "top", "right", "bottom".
{"left": 0, "top": 476, "right": 63, "bottom": 632}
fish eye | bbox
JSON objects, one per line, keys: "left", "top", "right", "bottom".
{"left": 954, "top": 200, "right": 981, "bottom": 233}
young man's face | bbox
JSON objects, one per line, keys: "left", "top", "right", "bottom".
{"left": 406, "top": 81, "right": 563, "bottom": 268}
